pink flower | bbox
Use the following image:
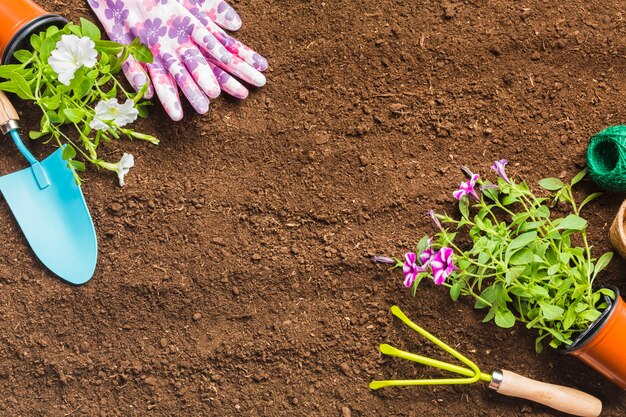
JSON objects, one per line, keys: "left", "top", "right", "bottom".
{"left": 491, "top": 159, "right": 510, "bottom": 183}
{"left": 430, "top": 247, "right": 457, "bottom": 285}
{"left": 419, "top": 239, "right": 435, "bottom": 265}
{"left": 427, "top": 210, "right": 442, "bottom": 230}
{"left": 372, "top": 256, "right": 395, "bottom": 264}
{"left": 453, "top": 174, "right": 480, "bottom": 200}
{"left": 403, "top": 252, "right": 425, "bottom": 288}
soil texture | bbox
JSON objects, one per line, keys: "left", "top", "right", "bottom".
{"left": 0, "top": 0, "right": 625, "bottom": 416}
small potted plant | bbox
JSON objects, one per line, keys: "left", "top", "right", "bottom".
{"left": 0, "top": 18, "right": 155, "bottom": 185}
{"left": 375, "top": 160, "right": 626, "bottom": 388}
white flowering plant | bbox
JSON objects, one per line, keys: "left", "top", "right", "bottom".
{"left": 0, "top": 19, "right": 156, "bottom": 184}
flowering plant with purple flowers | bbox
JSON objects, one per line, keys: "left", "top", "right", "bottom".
{"left": 0, "top": 19, "right": 155, "bottom": 184}
{"left": 378, "top": 160, "right": 615, "bottom": 351}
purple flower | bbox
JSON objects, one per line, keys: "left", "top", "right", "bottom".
{"left": 453, "top": 174, "right": 480, "bottom": 200}
{"left": 427, "top": 210, "right": 442, "bottom": 230}
{"left": 202, "top": 34, "right": 217, "bottom": 50}
{"left": 403, "top": 252, "right": 425, "bottom": 288}
{"left": 212, "top": 66, "right": 231, "bottom": 84}
{"left": 168, "top": 16, "right": 193, "bottom": 44}
{"left": 217, "top": 1, "right": 229, "bottom": 14}
{"left": 161, "top": 53, "right": 177, "bottom": 70}
{"left": 217, "top": 46, "right": 233, "bottom": 65}
{"left": 110, "top": 24, "right": 132, "bottom": 44}
{"left": 139, "top": 18, "right": 166, "bottom": 46}
{"left": 491, "top": 159, "right": 510, "bottom": 183}
{"left": 420, "top": 247, "right": 435, "bottom": 265}
{"left": 372, "top": 256, "right": 395, "bottom": 264}
{"left": 182, "top": 48, "right": 203, "bottom": 71}
{"left": 104, "top": 0, "right": 129, "bottom": 24}
{"left": 252, "top": 53, "right": 269, "bottom": 71}
{"left": 430, "top": 247, "right": 457, "bottom": 285}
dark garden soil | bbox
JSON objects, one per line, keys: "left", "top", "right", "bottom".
{"left": 0, "top": 0, "right": 624, "bottom": 415}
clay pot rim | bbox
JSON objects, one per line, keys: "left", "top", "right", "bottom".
{"left": 561, "top": 285, "right": 619, "bottom": 353}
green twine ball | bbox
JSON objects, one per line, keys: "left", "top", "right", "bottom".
{"left": 587, "top": 125, "right": 626, "bottom": 192}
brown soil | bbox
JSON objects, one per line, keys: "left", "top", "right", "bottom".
{"left": 0, "top": 0, "right": 624, "bottom": 416}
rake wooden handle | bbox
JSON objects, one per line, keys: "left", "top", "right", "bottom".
{"left": 491, "top": 369, "right": 602, "bottom": 417}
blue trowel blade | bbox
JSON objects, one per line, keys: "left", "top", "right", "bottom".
{"left": 0, "top": 148, "right": 97, "bottom": 284}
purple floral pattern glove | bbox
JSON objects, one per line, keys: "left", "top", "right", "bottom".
{"left": 88, "top": 0, "right": 268, "bottom": 120}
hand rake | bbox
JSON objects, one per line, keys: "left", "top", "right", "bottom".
{"left": 370, "top": 306, "right": 602, "bottom": 417}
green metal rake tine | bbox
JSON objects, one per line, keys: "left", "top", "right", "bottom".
{"left": 369, "top": 306, "right": 488, "bottom": 390}
{"left": 377, "top": 343, "right": 492, "bottom": 382}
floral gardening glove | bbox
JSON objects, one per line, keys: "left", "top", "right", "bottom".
{"left": 88, "top": 0, "right": 267, "bottom": 120}
{"left": 177, "top": 0, "right": 269, "bottom": 99}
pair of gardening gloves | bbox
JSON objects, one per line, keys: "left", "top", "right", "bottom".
{"left": 88, "top": 0, "right": 267, "bottom": 120}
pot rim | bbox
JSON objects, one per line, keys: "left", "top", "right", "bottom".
{"left": 1, "top": 14, "right": 67, "bottom": 64}
{"left": 561, "top": 285, "right": 620, "bottom": 353}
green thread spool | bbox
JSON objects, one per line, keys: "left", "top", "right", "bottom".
{"left": 587, "top": 125, "right": 626, "bottom": 192}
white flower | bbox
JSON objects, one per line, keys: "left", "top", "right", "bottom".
{"left": 48, "top": 35, "right": 97, "bottom": 86}
{"left": 90, "top": 98, "right": 139, "bottom": 131}
{"left": 114, "top": 153, "right": 134, "bottom": 187}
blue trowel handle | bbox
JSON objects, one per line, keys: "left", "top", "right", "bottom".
{"left": 0, "top": 91, "right": 50, "bottom": 189}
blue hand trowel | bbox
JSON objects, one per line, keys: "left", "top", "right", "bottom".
{"left": 0, "top": 92, "right": 97, "bottom": 284}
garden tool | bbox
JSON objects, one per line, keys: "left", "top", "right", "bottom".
{"left": 370, "top": 306, "right": 602, "bottom": 417}
{"left": 88, "top": 0, "right": 268, "bottom": 121}
{"left": 0, "top": 91, "right": 97, "bottom": 284}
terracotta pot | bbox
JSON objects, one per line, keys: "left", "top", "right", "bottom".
{"left": 565, "top": 286, "right": 626, "bottom": 389}
{"left": 0, "top": 0, "right": 66, "bottom": 64}
{"left": 610, "top": 200, "right": 626, "bottom": 258}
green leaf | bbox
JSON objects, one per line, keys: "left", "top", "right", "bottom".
{"left": 46, "top": 25, "right": 60, "bottom": 38}
{"left": 30, "top": 33, "right": 42, "bottom": 50}
{"left": 534, "top": 205, "right": 550, "bottom": 218}
{"left": 579, "top": 192, "right": 602, "bottom": 212}
{"left": 40, "top": 37, "right": 58, "bottom": 61}
{"left": 68, "top": 24, "right": 82, "bottom": 36}
{"left": 563, "top": 303, "right": 578, "bottom": 330}
{"left": 68, "top": 160, "right": 86, "bottom": 172}
{"left": 41, "top": 94, "right": 61, "bottom": 111}
{"left": 129, "top": 40, "right": 154, "bottom": 64}
{"left": 570, "top": 169, "right": 587, "bottom": 186}
{"left": 510, "top": 287, "right": 532, "bottom": 299}
{"left": 547, "top": 263, "right": 559, "bottom": 276}
{"left": 95, "top": 40, "right": 125, "bottom": 55}
{"left": 539, "top": 302, "right": 564, "bottom": 321}
{"left": 530, "top": 285, "right": 549, "bottom": 298}
{"left": 508, "top": 231, "right": 537, "bottom": 251}
{"left": 29, "top": 131, "right": 46, "bottom": 139}
{"left": 80, "top": 18, "right": 101, "bottom": 41}
{"left": 0, "top": 64, "right": 23, "bottom": 80}
{"left": 509, "top": 248, "right": 533, "bottom": 265}
{"left": 12, "top": 72, "right": 33, "bottom": 99}
{"left": 505, "top": 266, "right": 525, "bottom": 284}
{"left": 593, "top": 252, "right": 613, "bottom": 279}
{"left": 579, "top": 309, "right": 602, "bottom": 322}
{"left": 416, "top": 235, "right": 430, "bottom": 256}
{"left": 538, "top": 177, "right": 565, "bottom": 191}
{"left": 495, "top": 309, "right": 516, "bottom": 328}
{"left": 450, "top": 281, "right": 462, "bottom": 301}
{"left": 62, "top": 144, "right": 77, "bottom": 160}
{"left": 459, "top": 197, "right": 469, "bottom": 219}
{"left": 63, "top": 108, "right": 85, "bottom": 123}
{"left": 597, "top": 288, "right": 616, "bottom": 300}
{"left": 475, "top": 285, "right": 498, "bottom": 309}
{"left": 13, "top": 49, "right": 33, "bottom": 63}
{"left": 556, "top": 214, "right": 587, "bottom": 231}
